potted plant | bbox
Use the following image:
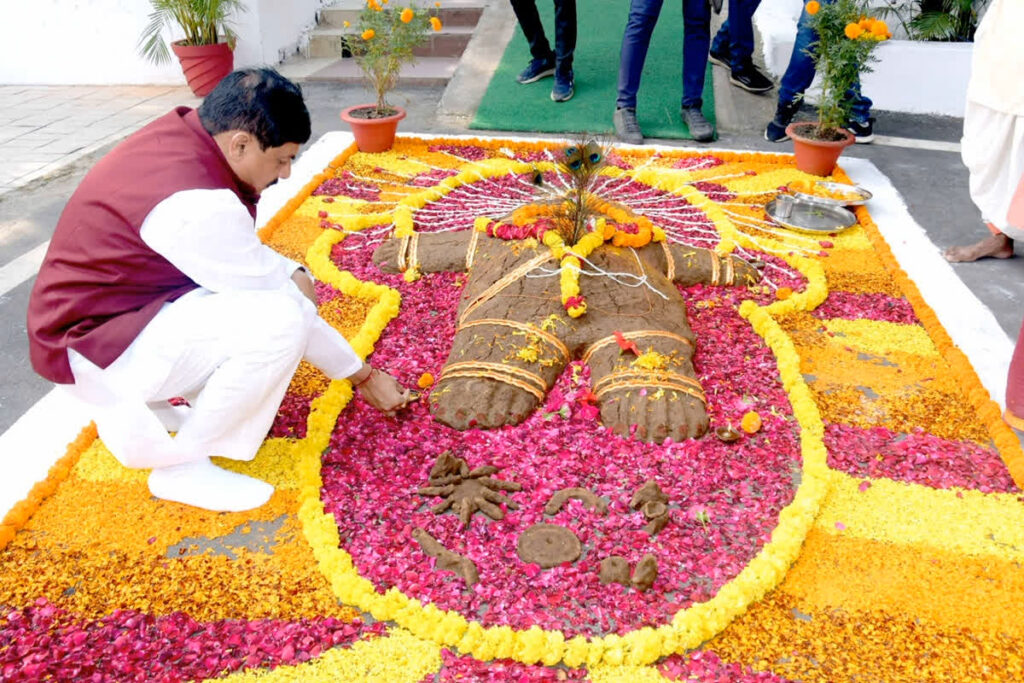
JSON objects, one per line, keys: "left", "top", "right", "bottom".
{"left": 137, "top": 0, "right": 245, "bottom": 97}
{"left": 340, "top": 0, "right": 443, "bottom": 153}
{"left": 787, "top": 0, "right": 891, "bottom": 175}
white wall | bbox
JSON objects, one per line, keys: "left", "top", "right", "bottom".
{"left": 754, "top": 0, "right": 973, "bottom": 117}
{"left": 0, "top": 0, "right": 323, "bottom": 86}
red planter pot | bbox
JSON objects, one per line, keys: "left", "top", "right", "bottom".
{"left": 786, "top": 122, "right": 855, "bottom": 177}
{"left": 340, "top": 105, "right": 407, "bottom": 153}
{"left": 171, "top": 41, "right": 234, "bottom": 97}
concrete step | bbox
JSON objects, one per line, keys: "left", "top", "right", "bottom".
{"left": 298, "top": 56, "right": 458, "bottom": 87}
{"left": 319, "top": 0, "right": 484, "bottom": 28}
{"left": 308, "top": 24, "right": 475, "bottom": 60}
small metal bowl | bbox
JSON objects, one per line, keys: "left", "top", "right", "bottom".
{"left": 791, "top": 181, "right": 872, "bottom": 207}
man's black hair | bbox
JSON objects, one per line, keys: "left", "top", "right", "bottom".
{"left": 198, "top": 68, "right": 311, "bottom": 149}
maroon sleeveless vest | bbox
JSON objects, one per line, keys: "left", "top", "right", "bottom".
{"left": 27, "top": 107, "right": 259, "bottom": 384}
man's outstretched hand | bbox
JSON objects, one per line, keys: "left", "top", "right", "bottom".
{"left": 352, "top": 365, "right": 416, "bottom": 415}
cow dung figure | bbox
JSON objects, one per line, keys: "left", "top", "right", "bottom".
{"left": 372, "top": 152, "right": 761, "bottom": 444}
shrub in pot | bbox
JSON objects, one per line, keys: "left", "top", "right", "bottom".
{"left": 137, "top": 0, "right": 245, "bottom": 97}
{"left": 788, "top": 0, "right": 890, "bottom": 175}
{"left": 341, "top": 0, "right": 443, "bottom": 153}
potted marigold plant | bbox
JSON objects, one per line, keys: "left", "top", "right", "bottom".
{"left": 788, "top": 0, "right": 890, "bottom": 175}
{"left": 137, "top": 0, "right": 245, "bottom": 97}
{"left": 340, "top": 0, "right": 443, "bottom": 152}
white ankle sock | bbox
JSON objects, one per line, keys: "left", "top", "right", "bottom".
{"left": 148, "top": 458, "right": 273, "bottom": 512}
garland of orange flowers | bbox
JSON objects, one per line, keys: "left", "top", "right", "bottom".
{"left": 0, "top": 422, "right": 97, "bottom": 551}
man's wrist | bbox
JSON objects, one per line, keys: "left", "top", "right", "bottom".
{"left": 351, "top": 364, "right": 374, "bottom": 387}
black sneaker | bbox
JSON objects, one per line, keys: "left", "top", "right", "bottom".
{"left": 517, "top": 58, "right": 555, "bottom": 84}
{"left": 551, "top": 70, "right": 574, "bottom": 102}
{"left": 709, "top": 44, "right": 731, "bottom": 69}
{"left": 614, "top": 107, "right": 643, "bottom": 145}
{"left": 729, "top": 63, "right": 774, "bottom": 94}
{"left": 764, "top": 98, "right": 801, "bottom": 143}
{"left": 846, "top": 117, "right": 875, "bottom": 144}
{"left": 681, "top": 107, "right": 714, "bottom": 142}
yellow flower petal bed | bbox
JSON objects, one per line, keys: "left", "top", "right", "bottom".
{"left": 2, "top": 136, "right": 1022, "bottom": 681}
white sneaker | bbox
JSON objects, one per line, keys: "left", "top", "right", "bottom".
{"left": 148, "top": 458, "right": 273, "bottom": 512}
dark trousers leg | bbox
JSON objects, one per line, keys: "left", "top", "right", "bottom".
{"left": 681, "top": 0, "right": 711, "bottom": 109}
{"left": 511, "top": 0, "right": 554, "bottom": 63}
{"left": 616, "top": 0, "right": 664, "bottom": 110}
{"left": 553, "top": 0, "right": 577, "bottom": 73}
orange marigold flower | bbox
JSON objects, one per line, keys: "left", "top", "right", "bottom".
{"left": 430, "top": 16, "right": 442, "bottom": 31}
{"left": 401, "top": 7, "right": 414, "bottom": 22}
{"left": 417, "top": 372, "right": 434, "bottom": 389}
{"left": 740, "top": 410, "right": 762, "bottom": 434}
{"left": 870, "top": 19, "right": 888, "bottom": 36}
{"left": 845, "top": 23, "right": 864, "bottom": 40}
{"left": 775, "top": 286, "right": 793, "bottom": 300}
{"left": 805, "top": 1, "right": 820, "bottom": 15}
{"left": 362, "top": 28, "right": 375, "bottom": 40}
{"left": 435, "top": 1, "right": 441, "bottom": 5}
{"left": 368, "top": 0, "right": 380, "bottom": 9}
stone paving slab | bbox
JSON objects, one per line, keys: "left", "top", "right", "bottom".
{"left": 0, "top": 85, "right": 199, "bottom": 196}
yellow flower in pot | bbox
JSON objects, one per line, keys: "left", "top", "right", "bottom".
{"left": 340, "top": 0, "right": 444, "bottom": 152}
{"left": 789, "top": 0, "right": 890, "bottom": 175}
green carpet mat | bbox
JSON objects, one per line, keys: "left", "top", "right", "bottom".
{"left": 470, "top": 0, "right": 715, "bottom": 140}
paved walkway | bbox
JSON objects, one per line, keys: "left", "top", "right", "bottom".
{"left": 0, "top": 85, "right": 199, "bottom": 196}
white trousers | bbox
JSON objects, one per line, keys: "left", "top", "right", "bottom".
{"left": 962, "top": 100, "right": 1024, "bottom": 240}
{"left": 68, "top": 285, "right": 362, "bottom": 469}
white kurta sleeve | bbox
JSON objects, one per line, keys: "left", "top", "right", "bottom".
{"left": 140, "top": 188, "right": 302, "bottom": 292}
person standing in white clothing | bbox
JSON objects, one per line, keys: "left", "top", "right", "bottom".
{"left": 944, "top": 0, "right": 1024, "bottom": 262}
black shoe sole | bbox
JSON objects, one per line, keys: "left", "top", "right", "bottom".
{"left": 729, "top": 74, "right": 774, "bottom": 94}
{"left": 517, "top": 68, "right": 555, "bottom": 85}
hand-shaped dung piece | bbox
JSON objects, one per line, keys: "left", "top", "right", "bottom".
{"left": 417, "top": 451, "right": 522, "bottom": 527}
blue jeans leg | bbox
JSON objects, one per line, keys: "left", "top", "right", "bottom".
{"left": 681, "top": 0, "right": 711, "bottom": 109}
{"left": 616, "top": 0, "right": 664, "bottom": 110}
{"left": 553, "top": 0, "right": 577, "bottom": 74}
{"left": 778, "top": 1, "right": 872, "bottom": 121}
{"left": 711, "top": 19, "right": 731, "bottom": 58}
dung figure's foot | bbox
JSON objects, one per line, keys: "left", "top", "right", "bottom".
{"left": 599, "top": 388, "right": 709, "bottom": 443}
{"left": 430, "top": 376, "right": 541, "bottom": 430}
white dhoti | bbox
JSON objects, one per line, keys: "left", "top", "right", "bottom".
{"left": 68, "top": 284, "right": 361, "bottom": 471}
{"left": 961, "top": 101, "right": 1024, "bottom": 240}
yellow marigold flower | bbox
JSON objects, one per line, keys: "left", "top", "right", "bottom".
{"left": 401, "top": 7, "right": 414, "bottom": 22}
{"left": 362, "top": 28, "right": 375, "bottom": 40}
{"left": 343, "top": 20, "right": 350, "bottom": 27}
{"left": 740, "top": 410, "right": 762, "bottom": 434}
{"left": 845, "top": 23, "right": 864, "bottom": 40}
{"left": 805, "top": 1, "right": 820, "bottom": 15}
{"left": 430, "top": 16, "right": 442, "bottom": 31}
{"left": 417, "top": 372, "right": 434, "bottom": 389}
{"left": 633, "top": 351, "right": 669, "bottom": 371}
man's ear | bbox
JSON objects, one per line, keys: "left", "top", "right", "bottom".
{"left": 226, "top": 131, "right": 252, "bottom": 160}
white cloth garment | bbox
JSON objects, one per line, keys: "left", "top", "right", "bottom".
{"left": 67, "top": 187, "right": 363, "bottom": 471}
{"left": 961, "top": 101, "right": 1024, "bottom": 240}
{"left": 965, "top": 0, "right": 1024, "bottom": 118}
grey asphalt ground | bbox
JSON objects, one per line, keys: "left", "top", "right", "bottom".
{"left": 1, "top": 7, "right": 1021, "bottom": 436}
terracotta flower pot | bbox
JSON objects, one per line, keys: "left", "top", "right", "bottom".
{"left": 786, "top": 122, "right": 855, "bottom": 177}
{"left": 171, "top": 41, "right": 234, "bottom": 97}
{"left": 340, "top": 105, "right": 407, "bottom": 153}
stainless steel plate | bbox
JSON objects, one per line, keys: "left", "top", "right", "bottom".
{"left": 792, "top": 181, "right": 872, "bottom": 207}
{"left": 766, "top": 198, "right": 857, "bottom": 234}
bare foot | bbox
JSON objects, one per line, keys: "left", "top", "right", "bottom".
{"left": 943, "top": 234, "right": 1014, "bottom": 262}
